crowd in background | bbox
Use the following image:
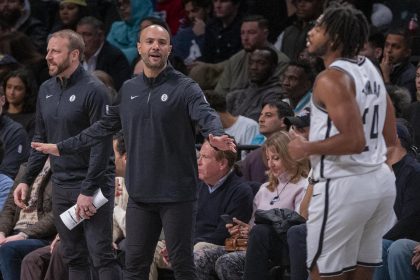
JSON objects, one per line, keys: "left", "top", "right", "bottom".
{"left": 0, "top": 0, "right": 420, "bottom": 279}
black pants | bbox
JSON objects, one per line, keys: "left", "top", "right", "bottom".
{"left": 287, "top": 224, "right": 308, "bottom": 280}
{"left": 244, "top": 224, "right": 287, "bottom": 280}
{"left": 52, "top": 185, "right": 121, "bottom": 280}
{"left": 124, "top": 198, "right": 197, "bottom": 280}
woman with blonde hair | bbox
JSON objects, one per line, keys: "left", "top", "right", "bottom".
{"left": 194, "top": 131, "right": 310, "bottom": 280}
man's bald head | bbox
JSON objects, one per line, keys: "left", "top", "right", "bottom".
{"left": 139, "top": 24, "right": 171, "bottom": 43}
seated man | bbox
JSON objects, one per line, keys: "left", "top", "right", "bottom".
{"left": 0, "top": 89, "right": 29, "bottom": 210}
{"left": 373, "top": 120, "right": 420, "bottom": 280}
{"left": 204, "top": 90, "right": 259, "bottom": 146}
{"left": 226, "top": 47, "right": 284, "bottom": 122}
{"left": 150, "top": 139, "right": 254, "bottom": 280}
{"left": 0, "top": 160, "right": 56, "bottom": 280}
{"left": 239, "top": 100, "right": 293, "bottom": 183}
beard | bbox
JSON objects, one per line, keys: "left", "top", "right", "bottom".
{"left": 48, "top": 56, "right": 71, "bottom": 77}
{"left": 141, "top": 52, "right": 168, "bottom": 71}
{"left": 308, "top": 41, "right": 328, "bottom": 58}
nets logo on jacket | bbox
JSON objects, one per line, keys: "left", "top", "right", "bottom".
{"left": 161, "top": 94, "right": 168, "bottom": 102}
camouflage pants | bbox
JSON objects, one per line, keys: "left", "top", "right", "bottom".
{"left": 194, "top": 246, "right": 246, "bottom": 280}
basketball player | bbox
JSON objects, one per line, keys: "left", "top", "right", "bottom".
{"left": 287, "top": 4, "right": 397, "bottom": 280}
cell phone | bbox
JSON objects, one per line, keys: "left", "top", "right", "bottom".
{"left": 220, "top": 214, "right": 234, "bottom": 224}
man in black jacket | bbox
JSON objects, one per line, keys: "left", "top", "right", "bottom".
{"left": 31, "top": 24, "right": 235, "bottom": 280}
{"left": 77, "top": 16, "right": 131, "bottom": 91}
{"left": 13, "top": 29, "right": 120, "bottom": 280}
{"left": 373, "top": 120, "right": 420, "bottom": 280}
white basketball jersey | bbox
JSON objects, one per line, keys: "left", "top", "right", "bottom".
{"left": 309, "top": 57, "right": 387, "bottom": 180}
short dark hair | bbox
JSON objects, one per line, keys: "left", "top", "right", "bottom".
{"left": 77, "top": 16, "right": 105, "bottom": 32}
{"left": 252, "top": 47, "right": 278, "bottom": 66}
{"left": 318, "top": 3, "right": 369, "bottom": 57}
{"left": 262, "top": 99, "right": 294, "bottom": 119}
{"left": 287, "top": 61, "right": 316, "bottom": 83}
{"left": 386, "top": 27, "right": 412, "bottom": 49}
{"left": 204, "top": 90, "right": 227, "bottom": 112}
{"left": 368, "top": 26, "right": 385, "bottom": 49}
{"left": 113, "top": 131, "right": 126, "bottom": 156}
{"left": 242, "top": 14, "right": 269, "bottom": 30}
{"left": 396, "top": 118, "right": 417, "bottom": 154}
{"left": 182, "top": 0, "right": 212, "bottom": 8}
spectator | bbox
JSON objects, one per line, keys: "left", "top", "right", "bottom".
{"left": 371, "top": 120, "right": 420, "bottom": 280}
{"left": 200, "top": 0, "right": 243, "bottom": 63}
{"left": 359, "top": 27, "right": 385, "bottom": 66}
{"left": 107, "top": 0, "right": 153, "bottom": 64}
{"left": 387, "top": 85, "right": 411, "bottom": 118}
{"left": 0, "top": 54, "right": 21, "bottom": 85}
{"left": 172, "top": 0, "right": 212, "bottom": 64}
{"left": 240, "top": 100, "right": 293, "bottom": 183}
{"left": 92, "top": 70, "right": 118, "bottom": 103}
{"left": 274, "top": 0, "right": 324, "bottom": 60}
{"left": 0, "top": 31, "right": 50, "bottom": 87}
{"left": 205, "top": 90, "right": 259, "bottom": 146}
{"left": 84, "top": 0, "right": 120, "bottom": 34}
{"left": 281, "top": 61, "right": 314, "bottom": 114}
{"left": 155, "top": 0, "right": 185, "bottom": 35}
{"left": 2, "top": 69, "right": 37, "bottom": 142}
{"left": 194, "top": 131, "right": 309, "bottom": 280}
{"left": 50, "top": 0, "right": 88, "bottom": 33}
{"left": 403, "top": 62, "right": 420, "bottom": 147}
{"left": 297, "top": 47, "right": 325, "bottom": 76}
{"left": 77, "top": 16, "right": 131, "bottom": 90}
{"left": 226, "top": 47, "right": 283, "bottom": 122}
{"left": 0, "top": 89, "right": 29, "bottom": 210}
{"left": 215, "top": 15, "right": 289, "bottom": 96}
{"left": 245, "top": 0, "right": 290, "bottom": 43}
{"left": 150, "top": 139, "right": 254, "bottom": 280}
{"left": 0, "top": 160, "right": 56, "bottom": 280}
{"left": 381, "top": 27, "right": 417, "bottom": 101}
{"left": 417, "top": 62, "right": 420, "bottom": 102}
{"left": 0, "top": 0, "right": 48, "bottom": 53}
{"left": 112, "top": 131, "right": 128, "bottom": 246}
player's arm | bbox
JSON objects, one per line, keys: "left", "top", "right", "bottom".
{"left": 382, "top": 94, "right": 397, "bottom": 148}
{"left": 290, "top": 69, "right": 365, "bottom": 158}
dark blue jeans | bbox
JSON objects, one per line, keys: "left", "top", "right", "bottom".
{"left": 243, "top": 224, "right": 287, "bottom": 280}
{"left": 287, "top": 224, "right": 308, "bottom": 280}
{"left": 0, "top": 238, "right": 50, "bottom": 280}
{"left": 124, "top": 198, "right": 197, "bottom": 280}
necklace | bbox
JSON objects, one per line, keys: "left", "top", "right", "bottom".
{"left": 270, "top": 179, "right": 291, "bottom": 205}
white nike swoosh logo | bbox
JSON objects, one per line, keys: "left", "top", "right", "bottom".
{"left": 46, "top": 95, "right": 53, "bottom": 99}
{"left": 130, "top": 96, "right": 139, "bottom": 100}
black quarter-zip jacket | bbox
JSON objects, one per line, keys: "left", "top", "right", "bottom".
{"left": 58, "top": 65, "right": 224, "bottom": 203}
{"left": 22, "top": 66, "right": 114, "bottom": 195}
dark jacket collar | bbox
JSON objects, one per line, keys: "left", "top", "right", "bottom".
{"left": 54, "top": 65, "right": 84, "bottom": 90}
{"left": 142, "top": 63, "right": 174, "bottom": 87}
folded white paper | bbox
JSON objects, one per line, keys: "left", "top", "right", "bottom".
{"left": 60, "top": 189, "right": 108, "bottom": 230}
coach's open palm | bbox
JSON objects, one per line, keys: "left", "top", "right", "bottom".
{"left": 31, "top": 142, "right": 60, "bottom": 156}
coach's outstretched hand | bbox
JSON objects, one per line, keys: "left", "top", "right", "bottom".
{"left": 31, "top": 142, "right": 60, "bottom": 156}
{"left": 208, "top": 134, "right": 236, "bottom": 152}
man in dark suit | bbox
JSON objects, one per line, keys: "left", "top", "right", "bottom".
{"left": 77, "top": 16, "right": 131, "bottom": 90}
